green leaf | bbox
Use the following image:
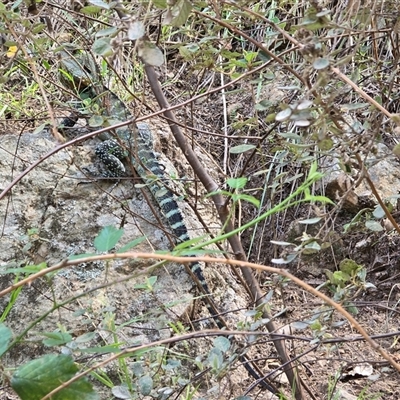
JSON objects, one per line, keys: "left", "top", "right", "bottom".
{"left": 2, "top": 262, "right": 47, "bottom": 275}
{"left": 95, "top": 27, "right": 119, "bottom": 38}
{"left": 79, "top": 344, "right": 122, "bottom": 354}
{"left": 137, "top": 39, "right": 164, "bottom": 66}
{"left": 275, "top": 107, "right": 292, "bottom": 121}
{"left": 341, "top": 103, "right": 369, "bottom": 111}
{"left": 117, "top": 236, "right": 146, "bottom": 253}
{"left": 80, "top": 5, "right": 102, "bottom": 14}
{"left": 138, "top": 375, "right": 153, "bottom": 395}
{"left": 42, "top": 332, "right": 73, "bottom": 347}
{"left": 339, "top": 258, "right": 362, "bottom": 275}
{"left": 318, "top": 137, "right": 334, "bottom": 150}
{"left": 226, "top": 177, "right": 247, "bottom": 190}
{"left": 290, "top": 321, "right": 309, "bottom": 330}
{"left": 170, "top": 0, "right": 192, "bottom": 27}
{"left": 112, "top": 386, "right": 130, "bottom": 398}
{"left": 233, "top": 193, "right": 260, "bottom": 208}
{"left": 372, "top": 205, "right": 385, "bottom": 219}
{"left": 94, "top": 226, "right": 124, "bottom": 252}
{"left": 306, "top": 195, "right": 335, "bottom": 205}
{"left": 313, "top": 57, "right": 330, "bottom": 70}
{"left": 134, "top": 276, "right": 158, "bottom": 291}
{"left": 88, "top": 115, "right": 105, "bottom": 128}
{"left": 11, "top": 354, "right": 98, "bottom": 400}
{"left": 92, "top": 38, "right": 113, "bottom": 57}
{"left": 33, "top": 122, "right": 47, "bottom": 135}
{"left": 207, "top": 348, "right": 223, "bottom": 370}
{"left": 393, "top": 143, "right": 400, "bottom": 157}
{"left": 152, "top": 0, "right": 167, "bottom": 8}
{"left": 365, "top": 220, "right": 383, "bottom": 232}
{"left": 213, "top": 337, "right": 230, "bottom": 352}
{"left": 229, "top": 144, "right": 256, "bottom": 154}
{"left": 0, "top": 323, "right": 12, "bottom": 357}
{"left": 75, "top": 332, "right": 96, "bottom": 344}
{"left": 68, "top": 253, "right": 97, "bottom": 260}
{"left": 303, "top": 241, "right": 321, "bottom": 253}
{"left": 255, "top": 99, "right": 273, "bottom": 111}
{"left": 132, "top": 362, "right": 145, "bottom": 377}
{"left": 127, "top": 20, "right": 145, "bottom": 40}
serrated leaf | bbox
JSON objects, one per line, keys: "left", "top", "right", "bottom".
{"left": 0, "top": 323, "right": 13, "bottom": 357}
{"left": 229, "top": 144, "right": 256, "bottom": 154}
{"left": 92, "top": 38, "right": 113, "bottom": 57}
{"left": 11, "top": 354, "right": 98, "bottom": 400}
{"left": 127, "top": 20, "right": 145, "bottom": 40}
{"left": 138, "top": 375, "right": 153, "bottom": 395}
{"left": 94, "top": 226, "right": 124, "bottom": 252}
{"left": 137, "top": 39, "right": 164, "bottom": 66}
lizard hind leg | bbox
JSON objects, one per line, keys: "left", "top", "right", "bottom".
{"left": 95, "top": 140, "right": 127, "bottom": 177}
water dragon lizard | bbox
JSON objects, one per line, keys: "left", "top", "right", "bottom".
{"left": 58, "top": 47, "right": 225, "bottom": 328}
{"left": 58, "top": 47, "right": 276, "bottom": 393}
